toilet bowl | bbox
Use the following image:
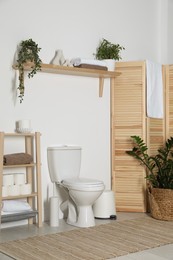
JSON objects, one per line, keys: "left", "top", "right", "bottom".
{"left": 62, "top": 178, "right": 104, "bottom": 227}
{"left": 47, "top": 145, "right": 105, "bottom": 227}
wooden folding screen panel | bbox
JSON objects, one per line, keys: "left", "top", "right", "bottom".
{"left": 112, "top": 61, "right": 166, "bottom": 212}
{"left": 112, "top": 61, "right": 147, "bottom": 212}
{"left": 165, "top": 65, "right": 173, "bottom": 139}
{"left": 147, "top": 118, "right": 165, "bottom": 156}
{"left": 147, "top": 65, "right": 165, "bottom": 156}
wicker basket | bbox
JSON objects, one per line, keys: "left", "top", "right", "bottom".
{"left": 148, "top": 188, "right": 173, "bottom": 221}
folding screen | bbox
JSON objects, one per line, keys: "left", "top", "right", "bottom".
{"left": 111, "top": 61, "right": 165, "bottom": 212}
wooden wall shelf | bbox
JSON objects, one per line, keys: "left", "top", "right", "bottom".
{"left": 13, "top": 63, "right": 121, "bottom": 97}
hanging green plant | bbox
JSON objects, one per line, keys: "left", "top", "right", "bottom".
{"left": 16, "top": 39, "right": 42, "bottom": 103}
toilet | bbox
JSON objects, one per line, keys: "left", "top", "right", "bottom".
{"left": 47, "top": 145, "right": 105, "bottom": 227}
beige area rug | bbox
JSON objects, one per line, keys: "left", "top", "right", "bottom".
{"left": 1, "top": 216, "right": 173, "bottom": 260}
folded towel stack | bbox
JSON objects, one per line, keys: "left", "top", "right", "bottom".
{"left": 75, "top": 64, "right": 108, "bottom": 71}
{"left": 1, "top": 200, "right": 32, "bottom": 214}
{"left": 71, "top": 58, "right": 107, "bottom": 70}
{"left": 3, "top": 153, "right": 33, "bottom": 165}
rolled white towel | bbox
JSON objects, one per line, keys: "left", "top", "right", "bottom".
{"left": 8, "top": 185, "right": 20, "bottom": 196}
{"left": 71, "top": 58, "right": 107, "bottom": 67}
{"left": 2, "top": 200, "right": 32, "bottom": 212}
{"left": 2, "top": 186, "right": 8, "bottom": 197}
{"left": 3, "top": 174, "right": 14, "bottom": 186}
{"left": 20, "top": 183, "right": 32, "bottom": 195}
{"left": 14, "top": 173, "right": 25, "bottom": 185}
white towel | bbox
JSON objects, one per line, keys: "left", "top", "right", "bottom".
{"left": 71, "top": 58, "right": 107, "bottom": 67}
{"left": 146, "top": 60, "right": 163, "bottom": 118}
{"left": 2, "top": 200, "right": 32, "bottom": 212}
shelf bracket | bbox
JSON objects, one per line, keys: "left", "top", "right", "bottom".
{"left": 99, "top": 77, "right": 104, "bottom": 97}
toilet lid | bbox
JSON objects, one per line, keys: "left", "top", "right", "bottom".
{"left": 62, "top": 178, "right": 104, "bottom": 188}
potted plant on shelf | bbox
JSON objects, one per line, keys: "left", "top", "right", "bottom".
{"left": 93, "top": 38, "right": 125, "bottom": 71}
{"left": 126, "top": 135, "right": 173, "bottom": 221}
{"left": 16, "top": 39, "right": 42, "bottom": 103}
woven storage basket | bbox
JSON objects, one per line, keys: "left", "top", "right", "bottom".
{"left": 148, "top": 188, "right": 173, "bottom": 221}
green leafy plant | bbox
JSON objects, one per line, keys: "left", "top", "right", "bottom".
{"left": 16, "top": 39, "right": 42, "bottom": 103}
{"left": 94, "top": 38, "right": 125, "bottom": 60}
{"left": 126, "top": 135, "right": 173, "bottom": 189}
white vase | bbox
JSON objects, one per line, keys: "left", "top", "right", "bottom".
{"left": 50, "top": 49, "right": 65, "bottom": 65}
{"left": 103, "top": 59, "right": 116, "bottom": 71}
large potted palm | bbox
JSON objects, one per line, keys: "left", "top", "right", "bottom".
{"left": 126, "top": 135, "right": 173, "bottom": 220}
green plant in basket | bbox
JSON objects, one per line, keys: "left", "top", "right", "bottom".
{"left": 126, "top": 135, "right": 173, "bottom": 189}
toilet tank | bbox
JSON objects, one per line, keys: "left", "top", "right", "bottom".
{"left": 47, "top": 145, "right": 81, "bottom": 183}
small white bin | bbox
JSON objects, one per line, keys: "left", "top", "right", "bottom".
{"left": 93, "top": 190, "right": 116, "bottom": 219}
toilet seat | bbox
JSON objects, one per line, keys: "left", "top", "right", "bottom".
{"left": 62, "top": 178, "right": 104, "bottom": 191}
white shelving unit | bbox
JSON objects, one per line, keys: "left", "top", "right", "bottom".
{"left": 0, "top": 132, "right": 42, "bottom": 227}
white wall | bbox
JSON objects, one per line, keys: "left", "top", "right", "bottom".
{"left": 0, "top": 0, "right": 172, "bottom": 222}
{"left": 167, "top": 0, "right": 173, "bottom": 64}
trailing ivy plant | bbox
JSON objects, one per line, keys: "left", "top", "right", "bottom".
{"left": 16, "top": 39, "right": 42, "bottom": 103}
{"left": 126, "top": 135, "right": 173, "bottom": 189}
{"left": 94, "top": 38, "right": 125, "bottom": 60}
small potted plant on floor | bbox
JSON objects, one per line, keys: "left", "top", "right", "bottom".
{"left": 16, "top": 39, "right": 42, "bottom": 103}
{"left": 93, "top": 38, "right": 125, "bottom": 71}
{"left": 126, "top": 135, "right": 173, "bottom": 221}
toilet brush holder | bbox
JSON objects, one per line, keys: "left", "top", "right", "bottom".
{"left": 50, "top": 196, "right": 59, "bottom": 227}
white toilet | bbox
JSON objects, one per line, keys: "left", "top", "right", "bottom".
{"left": 47, "top": 145, "right": 105, "bottom": 227}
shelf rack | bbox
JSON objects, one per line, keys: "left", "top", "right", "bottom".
{"left": 0, "top": 132, "right": 42, "bottom": 227}
{"left": 13, "top": 63, "right": 121, "bottom": 97}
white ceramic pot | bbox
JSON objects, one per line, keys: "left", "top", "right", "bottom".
{"left": 103, "top": 59, "right": 116, "bottom": 71}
